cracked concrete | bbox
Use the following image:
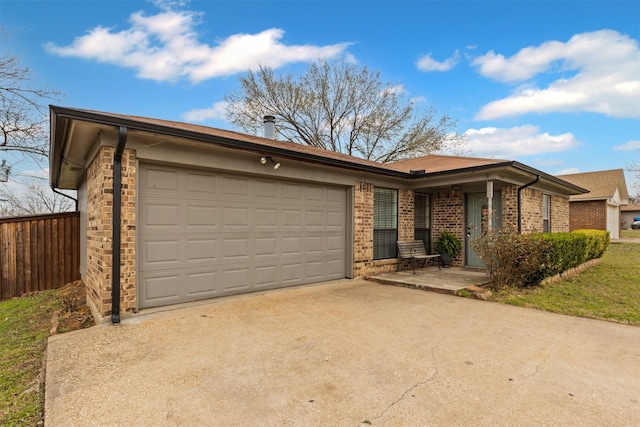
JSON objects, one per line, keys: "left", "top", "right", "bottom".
{"left": 46, "top": 279, "right": 640, "bottom": 426}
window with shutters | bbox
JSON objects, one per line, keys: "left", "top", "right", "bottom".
{"left": 373, "top": 187, "right": 398, "bottom": 260}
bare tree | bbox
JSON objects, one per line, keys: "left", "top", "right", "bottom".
{"left": 1, "top": 35, "right": 61, "bottom": 170}
{"left": 225, "top": 60, "right": 466, "bottom": 163}
{"left": 0, "top": 179, "right": 74, "bottom": 217}
{"left": 628, "top": 160, "right": 639, "bottom": 201}
{"left": 0, "top": 32, "right": 68, "bottom": 216}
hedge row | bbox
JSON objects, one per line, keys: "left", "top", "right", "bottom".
{"left": 535, "top": 229, "right": 610, "bottom": 277}
{"left": 471, "top": 228, "right": 610, "bottom": 289}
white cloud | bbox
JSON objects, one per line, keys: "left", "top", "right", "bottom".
{"left": 343, "top": 53, "right": 358, "bottom": 65}
{"left": 534, "top": 158, "right": 565, "bottom": 168}
{"left": 555, "top": 167, "right": 581, "bottom": 175}
{"left": 416, "top": 50, "right": 459, "bottom": 72}
{"left": 382, "top": 85, "right": 406, "bottom": 96}
{"left": 613, "top": 140, "right": 640, "bottom": 151}
{"left": 473, "top": 30, "right": 640, "bottom": 119}
{"left": 182, "top": 101, "right": 228, "bottom": 122}
{"left": 464, "top": 125, "right": 579, "bottom": 157}
{"left": 1, "top": 168, "right": 50, "bottom": 201}
{"left": 45, "top": 5, "right": 351, "bottom": 83}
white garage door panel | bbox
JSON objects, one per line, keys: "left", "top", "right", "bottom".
{"left": 138, "top": 164, "right": 347, "bottom": 308}
{"left": 606, "top": 204, "right": 619, "bottom": 239}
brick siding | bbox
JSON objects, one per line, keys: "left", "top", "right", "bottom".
{"left": 520, "top": 187, "right": 543, "bottom": 233}
{"left": 85, "top": 146, "right": 137, "bottom": 321}
{"left": 352, "top": 183, "right": 415, "bottom": 276}
{"left": 501, "top": 185, "right": 570, "bottom": 234}
{"left": 82, "top": 163, "right": 573, "bottom": 316}
{"left": 431, "top": 189, "right": 464, "bottom": 267}
{"left": 398, "top": 189, "right": 415, "bottom": 241}
{"left": 353, "top": 182, "right": 374, "bottom": 277}
{"left": 569, "top": 200, "right": 606, "bottom": 231}
{"left": 501, "top": 185, "right": 519, "bottom": 232}
{"left": 551, "top": 195, "right": 570, "bottom": 232}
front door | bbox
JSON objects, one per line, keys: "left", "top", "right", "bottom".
{"left": 465, "top": 192, "right": 501, "bottom": 268}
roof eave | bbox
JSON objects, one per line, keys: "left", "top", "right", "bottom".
{"left": 49, "top": 106, "right": 589, "bottom": 195}
{"left": 509, "top": 161, "right": 589, "bottom": 194}
{"left": 49, "top": 106, "right": 410, "bottom": 189}
{"left": 409, "top": 160, "right": 589, "bottom": 194}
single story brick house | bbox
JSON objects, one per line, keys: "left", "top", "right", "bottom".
{"left": 557, "top": 169, "right": 629, "bottom": 239}
{"left": 49, "top": 106, "right": 587, "bottom": 323}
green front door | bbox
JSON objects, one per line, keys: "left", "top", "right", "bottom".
{"left": 465, "top": 192, "right": 501, "bottom": 268}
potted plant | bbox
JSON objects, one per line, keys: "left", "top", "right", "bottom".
{"left": 435, "top": 230, "right": 462, "bottom": 267}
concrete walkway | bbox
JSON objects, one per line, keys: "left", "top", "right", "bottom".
{"left": 45, "top": 279, "right": 640, "bottom": 426}
{"left": 366, "top": 266, "right": 490, "bottom": 294}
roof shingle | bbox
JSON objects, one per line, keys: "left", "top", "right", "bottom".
{"left": 557, "top": 169, "right": 628, "bottom": 201}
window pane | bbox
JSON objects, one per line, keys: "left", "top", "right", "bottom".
{"left": 374, "top": 188, "right": 398, "bottom": 228}
{"left": 543, "top": 194, "right": 551, "bottom": 232}
{"left": 414, "top": 193, "right": 431, "bottom": 252}
{"left": 374, "top": 229, "right": 397, "bottom": 259}
{"left": 373, "top": 187, "right": 398, "bottom": 260}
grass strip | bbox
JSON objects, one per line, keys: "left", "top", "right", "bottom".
{"left": 492, "top": 242, "right": 640, "bottom": 325}
{"left": 0, "top": 291, "right": 61, "bottom": 427}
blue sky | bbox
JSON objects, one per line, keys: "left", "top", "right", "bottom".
{"left": 3, "top": 0, "right": 640, "bottom": 194}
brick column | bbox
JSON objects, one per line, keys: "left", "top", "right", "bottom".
{"left": 501, "top": 185, "right": 519, "bottom": 232}
{"left": 551, "top": 195, "right": 570, "bottom": 232}
{"left": 432, "top": 189, "right": 464, "bottom": 267}
{"left": 353, "top": 182, "right": 374, "bottom": 277}
{"left": 398, "top": 189, "right": 415, "bottom": 241}
{"left": 85, "top": 146, "right": 137, "bottom": 321}
{"left": 352, "top": 184, "right": 414, "bottom": 276}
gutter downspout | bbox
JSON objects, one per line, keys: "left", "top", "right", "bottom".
{"left": 51, "top": 187, "right": 78, "bottom": 211}
{"left": 112, "top": 126, "right": 128, "bottom": 324}
{"left": 517, "top": 175, "right": 540, "bottom": 233}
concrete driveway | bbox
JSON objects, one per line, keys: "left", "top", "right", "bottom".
{"left": 45, "top": 279, "right": 640, "bottom": 426}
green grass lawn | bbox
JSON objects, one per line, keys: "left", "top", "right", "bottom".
{"left": 620, "top": 228, "right": 640, "bottom": 239}
{"left": 492, "top": 240, "right": 640, "bottom": 325}
{"left": 0, "top": 291, "right": 61, "bottom": 427}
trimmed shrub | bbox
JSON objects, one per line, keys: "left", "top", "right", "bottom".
{"left": 470, "top": 226, "right": 550, "bottom": 289}
{"left": 472, "top": 228, "right": 610, "bottom": 290}
{"left": 535, "top": 230, "right": 610, "bottom": 276}
{"left": 574, "top": 229, "right": 610, "bottom": 259}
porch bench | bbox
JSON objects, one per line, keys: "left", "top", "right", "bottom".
{"left": 397, "top": 240, "right": 441, "bottom": 274}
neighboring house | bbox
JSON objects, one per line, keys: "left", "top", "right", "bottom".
{"left": 557, "top": 169, "right": 629, "bottom": 239}
{"left": 621, "top": 204, "right": 640, "bottom": 229}
{"left": 49, "top": 106, "right": 587, "bottom": 322}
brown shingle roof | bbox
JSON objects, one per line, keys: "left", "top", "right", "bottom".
{"left": 388, "top": 154, "right": 510, "bottom": 173}
{"left": 49, "top": 106, "right": 588, "bottom": 196}
{"left": 557, "top": 169, "right": 628, "bottom": 201}
{"left": 100, "top": 110, "right": 396, "bottom": 172}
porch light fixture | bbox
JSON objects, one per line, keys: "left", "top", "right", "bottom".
{"left": 260, "top": 156, "right": 280, "bottom": 170}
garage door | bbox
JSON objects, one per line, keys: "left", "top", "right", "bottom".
{"left": 607, "top": 204, "right": 619, "bottom": 239}
{"left": 138, "top": 163, "right": 347, "bottom": 308}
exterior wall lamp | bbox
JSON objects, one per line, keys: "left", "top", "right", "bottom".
{"left": 260, "top": 156, "right": 281, "bottom": 170}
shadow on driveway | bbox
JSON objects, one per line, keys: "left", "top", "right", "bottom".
{"left": 45, "top": 279, "right": 640, "bottom": 426}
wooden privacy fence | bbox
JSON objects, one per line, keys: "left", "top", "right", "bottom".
{"left": 0, "top": 211, "right": 80, "bottom": 300}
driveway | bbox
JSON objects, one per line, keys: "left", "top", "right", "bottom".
{"left": 45, "top": 279, "right": 640, "bottom": 426}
